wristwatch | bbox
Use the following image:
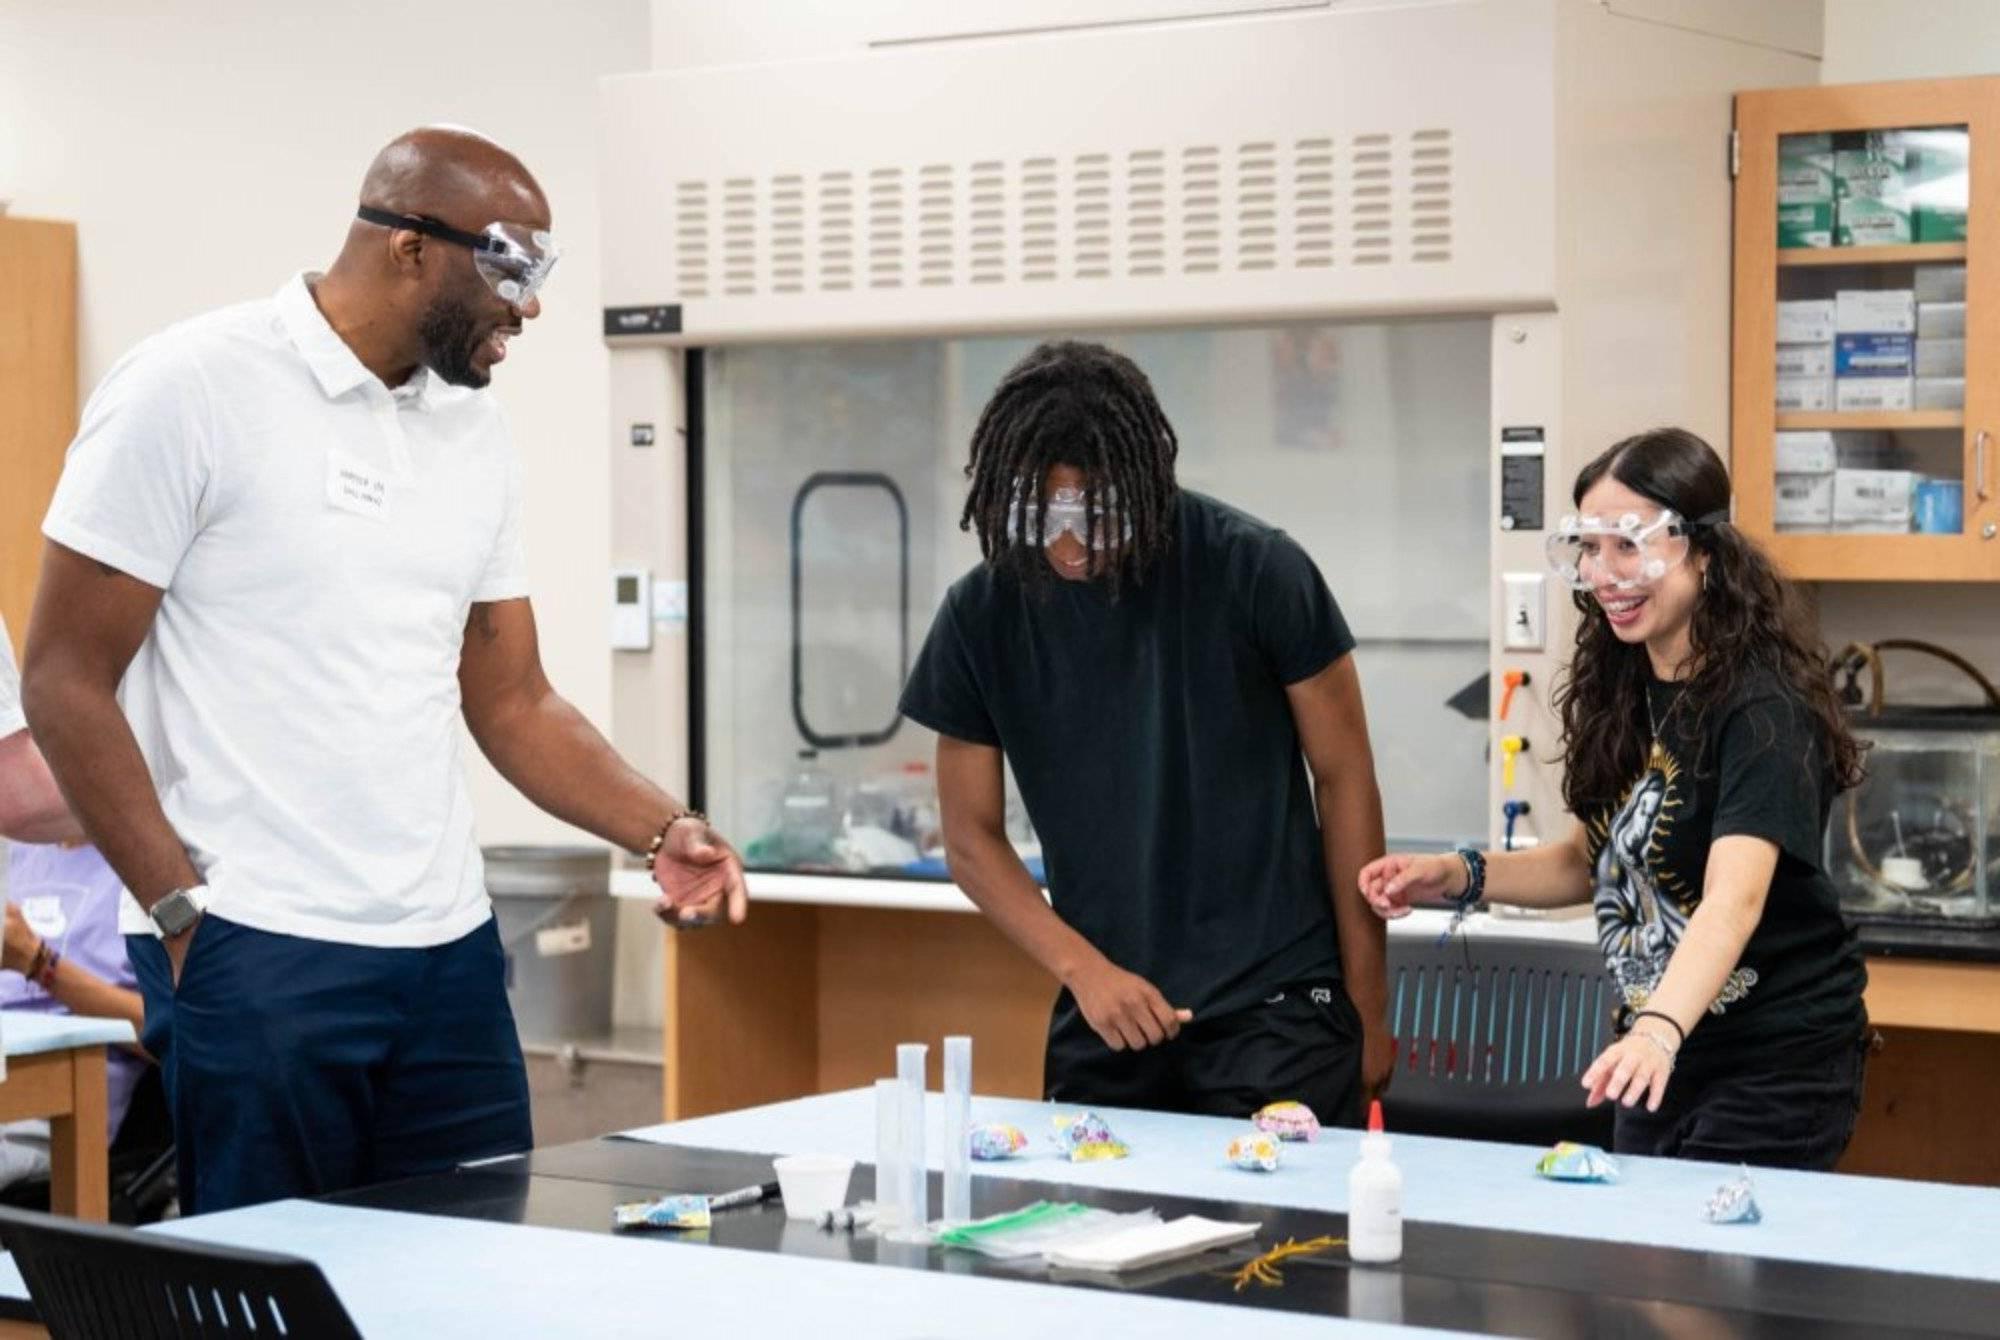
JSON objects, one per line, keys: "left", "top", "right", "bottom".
{"left": 149, "top": 885, "right": 209, "bottom": 939}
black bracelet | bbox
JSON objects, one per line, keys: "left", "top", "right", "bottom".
{"left": 1629, "top": 1009, "right": 1686, "bottom": 1049}
{"left": 1451, "top": 847, "right": 1486, "bottom": 908}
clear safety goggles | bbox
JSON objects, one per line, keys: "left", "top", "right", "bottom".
{"left": 356, "top": 206, "right": 561, "bottom": 307}
{"left": 1545, "top": 508, "right": 1707, "bottom": 592}
{"left": 1005, "top": 483, "right": 1133, "bottom": 551}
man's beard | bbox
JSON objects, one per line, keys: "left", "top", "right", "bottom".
{"left": 418, "top": 293, "right": 487, "bottom": 389}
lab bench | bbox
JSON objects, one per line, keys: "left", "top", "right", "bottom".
{"left": 616, "top": 872, "right": 2000, "bottom": 1186}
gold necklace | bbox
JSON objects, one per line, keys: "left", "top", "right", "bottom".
{"left": 1645, "top": 681, "right": 1688, "bottom": 770}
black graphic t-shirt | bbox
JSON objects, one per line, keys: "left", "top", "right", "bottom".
{"left": 1584, "top": 673, "right": 1867, "bottom": 1069}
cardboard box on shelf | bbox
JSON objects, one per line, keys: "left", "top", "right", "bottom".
{"left": 1833, "top": 467, "right": 1917, "bottom": 525}
{"left": 1833, "top": 430, "right": 1906, "bottom": 469}
{"left": 1778, "top": 377, "right": 1835, "bottom": 412}
{"left": 1835, "top": 289, "right": 1915, "bottom": 334}
{"left": 1776, "top": 344, "right": 1834, "bottom": 380}
{"left": 1778, "top": 300, "right": 1837, "bottom": 345}
{"left": 1835, "top": 376, "right": 1914, "bottom": 412}
{"left": 1904, "top": 128, "right": 1970, "bottom": 242}
{"left": 1914, "top": 264, "right": 1967, "bottom": 304}
{"left": 1775, "top": 431, "right": 1838, "bottom": 475}
{"left": 1915, "top": 376, "right": 1965, "bottom": 411}
{"left": 1779, "top": 202, "right": 1835, "bottom": 249}
{"left": 1775, "top": 472, "right": 1836, "bottom": 527}
{"left": 1779, "top": 134, "right": 1834, "bottom": 249}
{"left": 1917, "top": 301, "right": 1965, "bottom": 340}
{"left": 1915, "top": 337, "right": 1965, "bottom": 378}
{"left": 1835, "top": 133, "right": 1913, "bottom": 245}
{"left": 1834, "top": 333, "right": 1914, "bottom": 377}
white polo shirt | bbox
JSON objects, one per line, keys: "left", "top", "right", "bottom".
{"left": 43, "top": 274, "right": 526, "bottom": 947}
{"left": 0, "top": 615, "right": 25, "bottom": 738}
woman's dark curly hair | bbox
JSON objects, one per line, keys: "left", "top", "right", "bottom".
{"left": 959, "top": 340, "right": 1179, "bottom": 595}
{"left": 1553, "top": 427, "right": 1865, "bottom": 815}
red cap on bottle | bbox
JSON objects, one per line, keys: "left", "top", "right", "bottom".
{"left": 1368, "top": 1099, "right": 1385, "bottom": 1133}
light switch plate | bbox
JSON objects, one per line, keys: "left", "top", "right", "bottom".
{"left": 1503, "top": 572, "right": 1546, "bottom": 651}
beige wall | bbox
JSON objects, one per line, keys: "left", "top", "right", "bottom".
{"left": 1822, "top": 0, "right": 2000, "bottom": 83}
{"left": 0, "top": 0, "right": 650, "bottom": 846}
{"left": 1811, "top": 1, "right": 2000, "bottom": 696}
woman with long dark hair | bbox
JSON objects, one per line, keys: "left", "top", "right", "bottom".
{"left": 1359, "top": 427, "right": 1869, "bottom": 1170}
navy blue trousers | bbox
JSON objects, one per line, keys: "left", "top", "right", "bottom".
{"left": 128, "top": 914, "right": 532, "bottom": 1215}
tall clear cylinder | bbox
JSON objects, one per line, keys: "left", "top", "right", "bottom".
{"left": 893, "top": 1043, "right": 929, "bottom": 1239}
{"left": 943, "top": 1036, "right": 973, "bottom": 1223}
{"left": 873, "top": 1078, "right": 904, "bottom": 1230}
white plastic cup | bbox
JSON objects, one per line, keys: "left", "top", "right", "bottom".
{"left": 774, "top": 1154, "right": 856, "bottom": 1222}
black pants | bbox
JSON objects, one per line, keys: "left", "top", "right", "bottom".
{"left": 1613, "top": 1030, "right": 1869, "bottom": 1171}
{"left": 1044, "top": 979, "right": 1363, "bottom": 1127}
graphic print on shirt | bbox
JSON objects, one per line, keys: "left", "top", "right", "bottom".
{"left": 1589, "top": 741, "right": 1758, "bottom": 1014}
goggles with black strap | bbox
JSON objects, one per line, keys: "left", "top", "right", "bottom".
{"left": 356, "top": 205, "right": 560, "bottom": 307}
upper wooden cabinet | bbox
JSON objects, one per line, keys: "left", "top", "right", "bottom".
{"left": 0, "top": 216, "right": 79, "bottom": 656}
{"left": 1733, "top": 78, "right": 2000, "bottom": 580}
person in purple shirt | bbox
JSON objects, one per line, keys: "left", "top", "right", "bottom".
{"left": 0, "top": 615, "right": 146, "bottom": 1187}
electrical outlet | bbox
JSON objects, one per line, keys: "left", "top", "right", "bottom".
{"left": 1503, "top": 573, "right": 1545, "bottom": 651}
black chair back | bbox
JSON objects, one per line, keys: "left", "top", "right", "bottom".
{"left": 0, "top": 1205, "right": 362, "bottom": 1339}
{"left": 1381, "top": 931, "right": 1618, "bottom": 1149}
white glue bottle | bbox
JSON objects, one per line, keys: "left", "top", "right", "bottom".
{"left": 1347, "top": 1099, "right": 1403, "bottom": 1264}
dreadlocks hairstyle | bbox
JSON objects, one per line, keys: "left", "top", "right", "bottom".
{"left": 1553, "top": 427, "right": 1865, "bottom": 816}
{"left": 959, "top": 340, "right": 1180, "bottom": 596}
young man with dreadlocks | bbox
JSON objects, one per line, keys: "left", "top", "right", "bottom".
{"left": 900, "top": 340, "right": 1392, "bottom": 1125}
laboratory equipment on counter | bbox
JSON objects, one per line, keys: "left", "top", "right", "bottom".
{"left": 1829, "top": 640, "right": 2000, "bottom": 927}
{"left": 943, "top": 1036, "right": 973, "bottom": 1224}
{"left": 778, "top": 750, "right": 841, "bottom": 866}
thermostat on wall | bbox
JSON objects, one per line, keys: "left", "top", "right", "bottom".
{"left": 610, "top": 568, "right": 653, "bottom": 651}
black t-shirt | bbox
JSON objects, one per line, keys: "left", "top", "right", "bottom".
{"left": 899, "top": 490, "right": 1356, "bottom": 1018}
{"left": 1584, "top": 673, "right": 1867, "bottom": 1068}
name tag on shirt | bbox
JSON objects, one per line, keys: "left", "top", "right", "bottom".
{"left": 326, "top": 450, "right": 391, "bottom": 521}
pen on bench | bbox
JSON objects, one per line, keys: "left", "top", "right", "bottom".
{"left": 707, "top": 1181, "right": 780, "bottom": 1212}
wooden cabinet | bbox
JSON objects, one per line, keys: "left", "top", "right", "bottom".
{"left": 1733, "top": 78, "right": 2000, "bottom": 580}
{"left": 0, "top": 217, "right": 78, "bottom": 656}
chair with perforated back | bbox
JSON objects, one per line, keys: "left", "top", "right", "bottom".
{"left": 1379, "top": 931, "right": 1617, "bottom": 1150}
{"left": 0, "top": 1205, "right": 362, "bottom": 1339}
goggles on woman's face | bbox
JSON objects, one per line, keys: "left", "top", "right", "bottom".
{"left": 1005, "top": 483, "right": 1133, "bottom": 551}
{"left": 356, "top": 206, "right": 561, "bottom": 307}
{"left": 1545, "top": 508, "right": 1697, "bottom": 592}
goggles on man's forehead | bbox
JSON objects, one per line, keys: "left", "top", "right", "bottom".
{"left": 356, "top": 205, "right": 561, "bottom": 307}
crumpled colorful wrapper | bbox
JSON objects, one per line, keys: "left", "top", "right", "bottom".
{"left": 1052, "top": 1111, "right": 1130, "bottom": 1162}
{"left": 1226, "top": 1132, "right": 1283, "bottom": 1172}
{"left": 969, "top": 1122, "right": 1029, "bottom": 1162}
{"left": 1252, "top": 1100, "right": 1321, "bottom": 1142}
{"left": 613, "top": 1193, "right": 712, "bottom": 1231}
{"left": 1535, "top": 1142, "right": 1620, "bottom": 1182}
{"left": 1704, "top": 1169, "right": 1762, "bottom": 1225}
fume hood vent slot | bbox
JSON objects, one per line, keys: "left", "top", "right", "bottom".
{"left": 666, "top": 129, "right": 1453, "bottom": 299}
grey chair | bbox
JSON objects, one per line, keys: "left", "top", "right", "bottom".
{"left": 0, "top": 1205, "right": 362, "bottom": 1339}
{"left": 1380, "top": 931, "right": 1618, "bottom": 1150}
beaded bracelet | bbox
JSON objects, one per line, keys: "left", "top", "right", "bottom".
{"left": 27, "top": 941, "right": 62, "bottom": 991}
{"left": 1451, "top": 847, "right": 1487, "bottom": 909}
{"left": 642, "top": 810, "right": 708, "bottom": 868}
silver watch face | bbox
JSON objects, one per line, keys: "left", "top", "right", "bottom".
{"left": 152, "top": 890, "right": 202, "bottom": 936}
